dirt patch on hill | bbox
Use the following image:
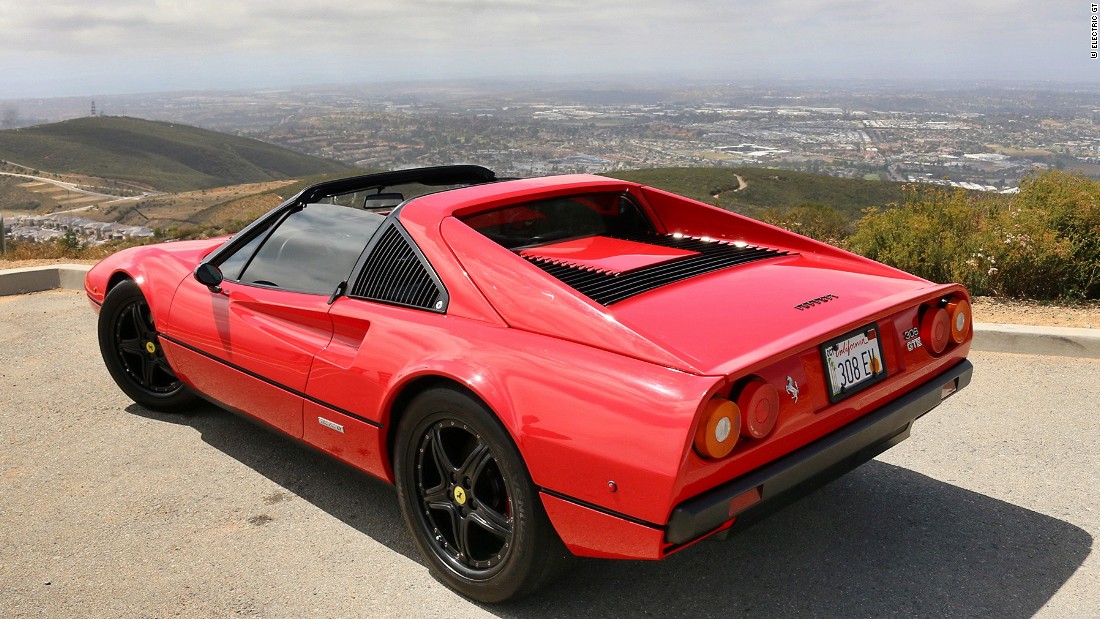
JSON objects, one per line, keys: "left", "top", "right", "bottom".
{"left": 0, "top": 259, "right": 97, "bottom": 269}
{"left": 971, "top": 297, "right": 1097, "bottom": 329}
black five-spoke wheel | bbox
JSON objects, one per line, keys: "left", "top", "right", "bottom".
{"left": 395, "top": 388, "right": 570, "bottom": 602}
{"left": 415, "top": 419, "right": 514, "bottom": 575}
{"left": 114, "top": 296, "right": 178, "bottom": 394}
{"left": 98, "top": 280, "right": 195, "bottom": 411}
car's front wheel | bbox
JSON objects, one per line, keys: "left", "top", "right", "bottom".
{"left": 394, "top": 387, "right": 571, "bottom": 602}
{"left": 98, "top": 280, "right": 195, "bottom": 411}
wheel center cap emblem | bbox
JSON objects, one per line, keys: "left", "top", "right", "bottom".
{"left": 145, "top": 341, "right": 156, "bottom": 354}
{"left": 453, "top": 486, "right": 467, "bottom": 505}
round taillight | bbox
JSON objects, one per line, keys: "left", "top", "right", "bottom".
{"left": 694, "top": 397, "right": 740, "bottom": 459}
{"left": 737, "top": 379, "right": 779, "bottom": 440}
{"left": 921, "top": 306, "right": 951, "bottom": 355}
{"left": 946, "top": 298, "right": 971, "bottom": 343}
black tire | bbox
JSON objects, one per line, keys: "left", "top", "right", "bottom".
{"left": 394, "top": 388, "right": 571, "bottom": 602}
{"left": 98, "top": 280, "right": 196, "bottom": 411}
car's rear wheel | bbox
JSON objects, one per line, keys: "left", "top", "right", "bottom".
{"left": 394, "top": 388, "right": 571, "bottom": 602}
{"left": 98, "top": 280, "right": 195, "bottom": 411}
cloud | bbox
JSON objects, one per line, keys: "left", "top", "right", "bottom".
{"left": 0, "top": 1, "right": 1087, "bottom": 97}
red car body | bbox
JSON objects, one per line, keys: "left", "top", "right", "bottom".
{"left": 87, "top": 166, "right": 972, "bottom": 599}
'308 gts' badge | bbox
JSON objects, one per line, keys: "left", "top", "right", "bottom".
{"left": 785, "top": 376, "right": 799, "bottom": 403}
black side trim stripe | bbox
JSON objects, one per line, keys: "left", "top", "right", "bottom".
{"left": 539, "top": 488, "right": 664, "bottom": 530}
{"left": 160, "top": 333, "right": 383, "bottom": 429}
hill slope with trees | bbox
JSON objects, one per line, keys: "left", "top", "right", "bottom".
{"left": 606, "top": 167, "right": 907, "bottom": 220}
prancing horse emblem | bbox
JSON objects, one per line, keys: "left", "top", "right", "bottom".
{"left": 785, "top": 376, "right": 799, "bottom": 403}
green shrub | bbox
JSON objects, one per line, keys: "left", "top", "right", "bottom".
{"left": 758, "top": 203, "right": 850, "bottom": 245}
{"left": 1009, "top": 171, "right": 1100, "bottom": 299}
{"left": 847, "top": 171, "right": 1100, "bottom": 300}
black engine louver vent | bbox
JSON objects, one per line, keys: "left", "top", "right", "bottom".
{"left": 352, "top": 224, "right": 446, "bottom": 311}
{"left": 524, "top": 233, "right": 790, "bottom": 305}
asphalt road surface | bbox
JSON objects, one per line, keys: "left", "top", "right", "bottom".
{"left": 2, "top": 290, "right": 1097, "bottom": 618}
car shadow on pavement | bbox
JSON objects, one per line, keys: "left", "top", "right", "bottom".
{"left": 500, "top": 461, "right": 1092, "bottom": 618}
{"left": 126, "top": 402, "right": 421, "bottom": 560}
{"left": 128, "top": 404, "right": 1091, "bottom": 618}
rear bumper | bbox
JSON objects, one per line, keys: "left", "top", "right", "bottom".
{"left": 665, "top": 359, "right": 973, "bottom": 546}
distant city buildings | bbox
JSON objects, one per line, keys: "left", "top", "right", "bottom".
{"left": 2, "top": 214, "right": 154, "bottom": 245}
{"left": 5, "top": 81, "right": 1100, "bottom": 215}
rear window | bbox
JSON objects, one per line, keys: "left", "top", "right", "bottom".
{"left": 461, "top": 192, "right": 653, "bottom": 249}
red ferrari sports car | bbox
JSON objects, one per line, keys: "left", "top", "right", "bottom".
{"left": 86, "top": 165, "right": 973, "bottom": 602}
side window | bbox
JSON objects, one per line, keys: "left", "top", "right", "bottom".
{"left": 217, "top": 229, "right": 269, "bottom": 281}
{"left": 236, "top": 204, "right": 384, "bottom": 295}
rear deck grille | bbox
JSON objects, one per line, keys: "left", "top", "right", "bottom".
{"left": 523, "top": 233, "right": 790, "bottom": 305}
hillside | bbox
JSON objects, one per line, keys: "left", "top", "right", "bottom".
{"left": 0, "top": 116, "right": 352, "bottom": 192}
{"left": 606, "top": 167, "right": 907, "bottom": 220}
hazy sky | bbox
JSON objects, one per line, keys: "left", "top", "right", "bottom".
{"left": 0, "top": 1, "right": 1093, "bottom": 98}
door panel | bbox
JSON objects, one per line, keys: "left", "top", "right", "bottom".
{"left": 303, "top": 297, "right": 461, "bottom": 478}
{"left": 303, "top": 401, "right": 388, "bottom": 480}
{"left": 164, "top": 278, "right": 335, "bottom": 437}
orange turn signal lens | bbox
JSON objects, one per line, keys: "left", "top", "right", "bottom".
{"left": 737, "top": 379, "right": 779, "bottom": 440}
{"left": 694, "top": 397, "right": 740, "bottom": 459}
{"left": 921, "top": 306, "right": 951, "bottom": 355}
{"left": 946, "top": 298, "right": 971, "bottom": 344}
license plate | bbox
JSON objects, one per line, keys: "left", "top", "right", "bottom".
{"left": 821, "top": 324, "right": 888, "bottom": 402}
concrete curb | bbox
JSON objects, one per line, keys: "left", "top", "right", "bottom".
{"left": 1, "top": 265, "right": 1097, "bottom": 358}
{"left": 971, "top": 323, "right": 1100, "bottom": 359}
{"left": 0, "top": 264, "right": 91, "bottom": 296}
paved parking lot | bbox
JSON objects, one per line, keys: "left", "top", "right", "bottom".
{"left": 2, "top": 290, "right": 1097, "bottom": 617}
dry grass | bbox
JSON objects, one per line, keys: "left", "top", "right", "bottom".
{"left": 1, "top": 238, "right": 145, "bottom": 263}
{"left": 971, "top": 297, "right": 1098, "bottom": 329}
{"left": 0, "top": 257, "right": 99, "bottom": 269}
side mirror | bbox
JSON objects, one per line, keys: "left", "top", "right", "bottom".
{"left": 193, "top": 263, "right": 224, "bottom": 292}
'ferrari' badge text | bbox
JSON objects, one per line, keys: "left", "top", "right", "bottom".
{"left": 785, "top": 376, "right": 799, "bottom": 403}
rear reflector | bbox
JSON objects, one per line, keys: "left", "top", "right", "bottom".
{"left": 728, "top": 486, "right": 763, "bottom": 517}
